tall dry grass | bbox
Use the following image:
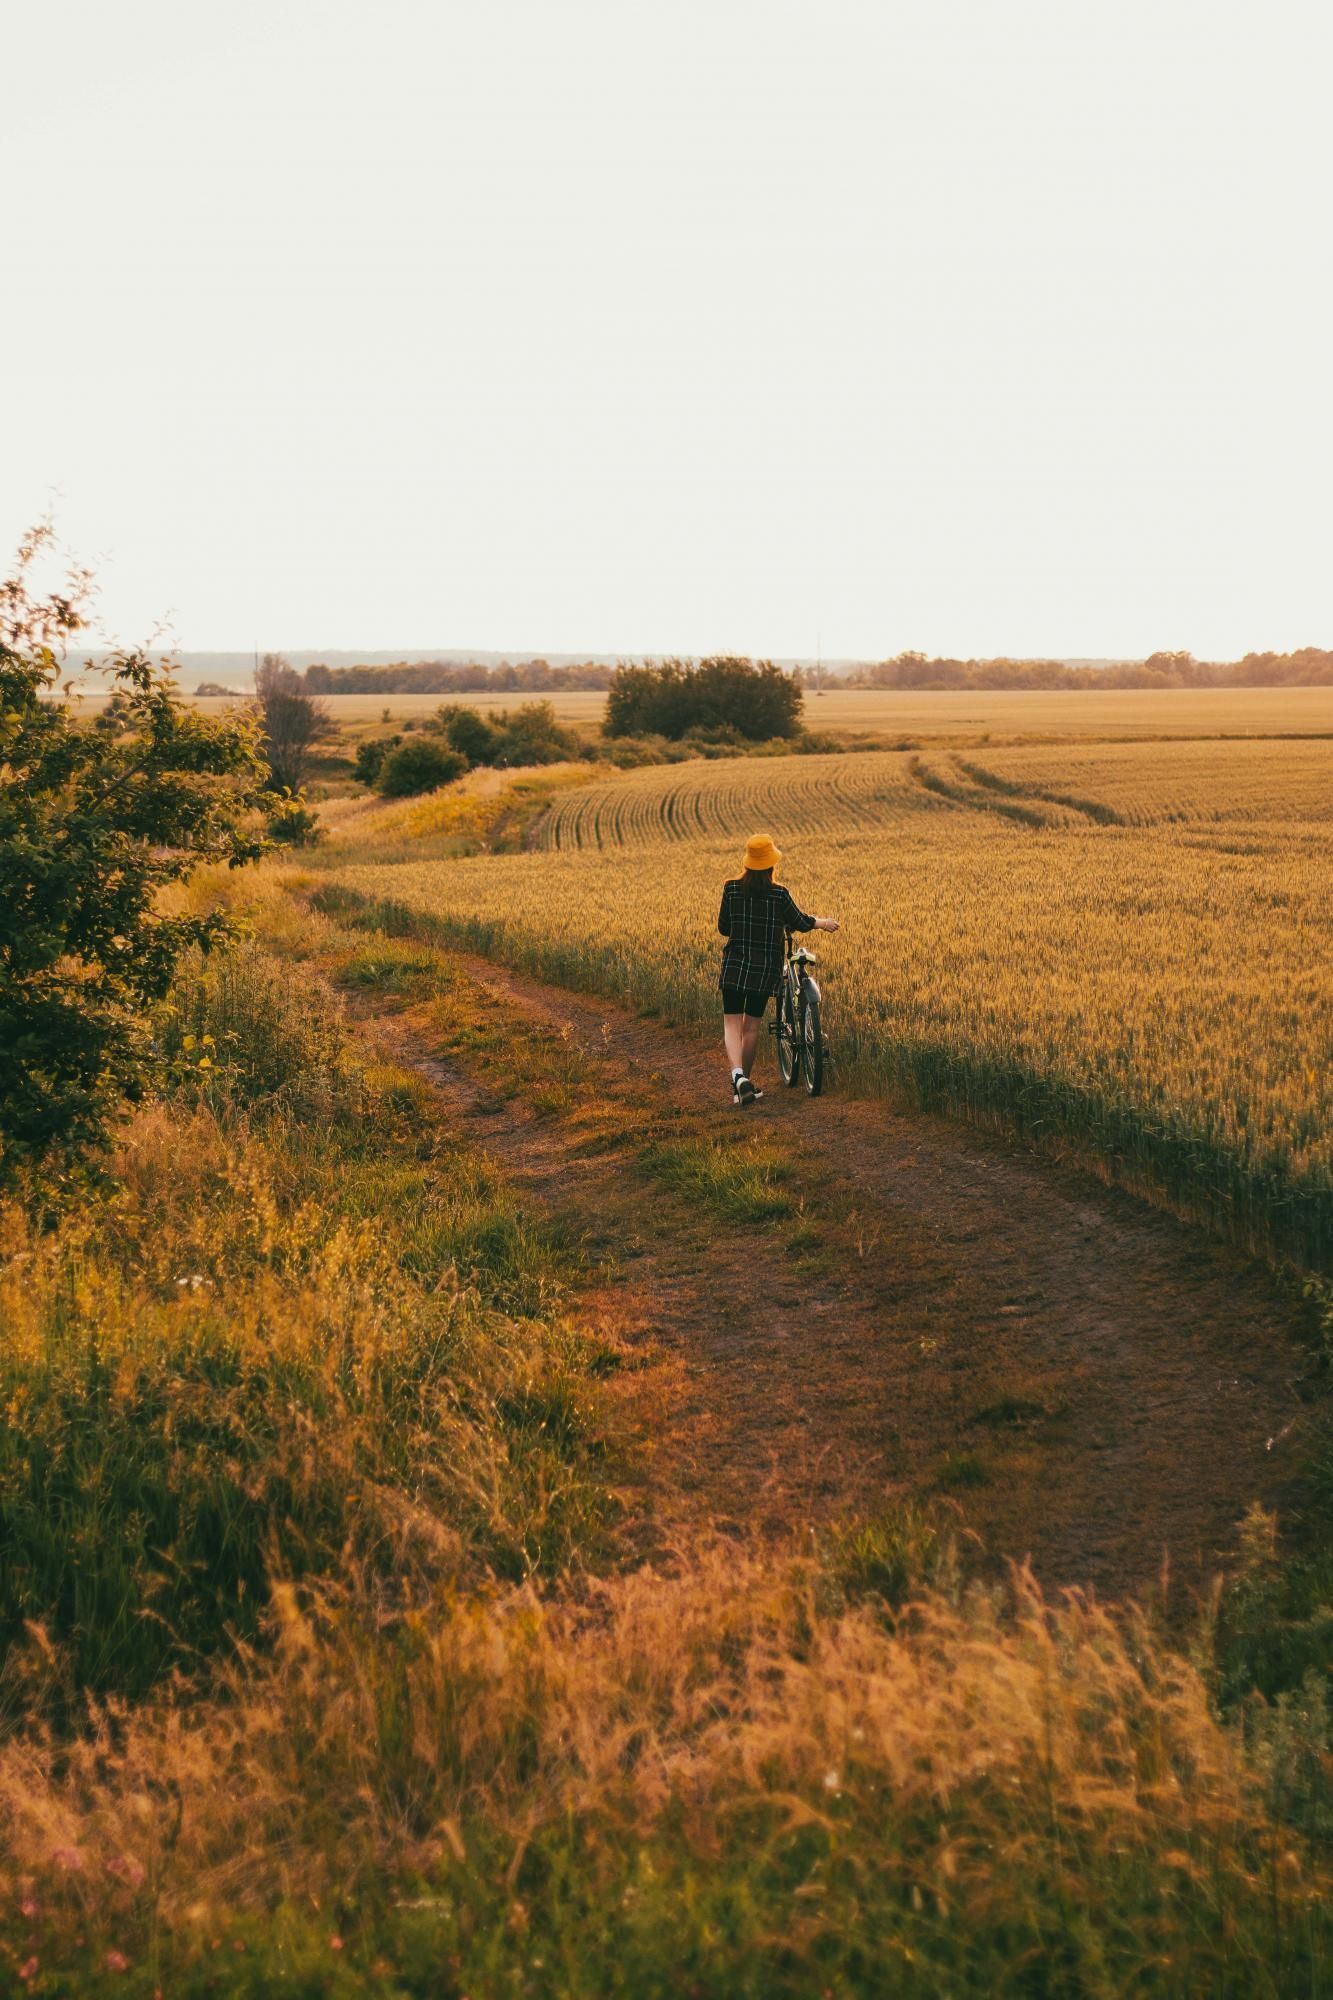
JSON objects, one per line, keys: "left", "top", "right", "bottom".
{"left": 3, "top": 917, "right": 1330, "bottom": 1993}
{"left": 0, "top": 942, "right": 623, "bottom": 1708}
{"left": 2, "top": 1541, "right": 1330, "bottom": 1992}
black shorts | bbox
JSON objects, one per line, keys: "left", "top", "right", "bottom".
{"left": 721, "top": 986, "right": 771, "bottom": 1018}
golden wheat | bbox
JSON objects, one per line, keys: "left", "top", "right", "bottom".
{"left": 325, "top": 737, "right": 1332, "bottom": 1268}
{"left": 127, "top": 680, "right": 1333, "bottom": 740}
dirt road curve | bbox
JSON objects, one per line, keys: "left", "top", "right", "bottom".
{"left": 368, "top": 949, "right": 1314, "bottom": 1606}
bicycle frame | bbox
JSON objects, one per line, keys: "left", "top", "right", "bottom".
{"left": 771, "top": 931, "right": 826, "bottom": 1091}
{"left": 788, "top": 940, "right": 820, "bottom": 1008}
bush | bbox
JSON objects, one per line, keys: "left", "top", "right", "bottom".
{"left": 605, "top": 656, "right": 803, "bottom": 741}
{"left": 424, "top": 700, "right": 582, "bottom": 769}
{"left": 435, "top": 704, "right": 501, "bottom": 764}
{"left": 599, "top": 736, "right": 664, "bottom": 767}
{"left": 376, "top": 739, "right": 466, "bottom": 796}
{"left": 266, "top": 799, "right": 324, "bottom": 847}
{"left": 0, "top": 525, "right": 276, "bottom": 1181}
{"left": 158, "top": 940, "right": 366, "bottom": 1121}
{"left": 353, "top": 733, "right": 400, "bottom": 785}
{"left": 493, "top": 700, "right": 582, "bottom": 766}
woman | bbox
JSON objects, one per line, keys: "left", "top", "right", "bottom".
{"left": 717, "top": 833, "right": 839, "bottom": 1105}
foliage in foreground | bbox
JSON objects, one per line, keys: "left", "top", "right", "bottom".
{"left": 0, "top": 527, "right": 284, "bottom": 1182}
{"left": 3, "top": 1545, "right": 1331, "bottom": 1995}
{"left": 0, "top": 941, "right": 619, "bottom": 1705}
{"left": 1, "top": 919, "right": 1330, "bottom": 1994}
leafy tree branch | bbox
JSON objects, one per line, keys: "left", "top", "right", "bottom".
{"left": 0, "top": 525, "right": 290, "bottom": 1183}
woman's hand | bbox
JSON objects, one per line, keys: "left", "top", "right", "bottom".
{"left": 815, "top": 916, "right": 840, "bottom": 933}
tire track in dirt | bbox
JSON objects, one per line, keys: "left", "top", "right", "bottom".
{"left": 357, "top": 946, "right": 1316, "bottom": 1605}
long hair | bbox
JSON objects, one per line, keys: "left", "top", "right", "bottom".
{"left": 740, "top": 866, "right": 773, "bottom": 897}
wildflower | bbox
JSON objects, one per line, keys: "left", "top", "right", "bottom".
{"left": 822, "top": 1769, "right": 841, "bottom": 1794}
{"left": 182, "top": 1034, "right": 196, "bottom": 1051}
{"left": 105, "top": 1948, "right": 130, "bottom": 1972}
{"left": 51, "top": 1845, "right": 85, "bottom": 1873}
{"left": 330, "top": 1935, "right": 345, "bottom": 1952}
{"left": 18, "top": 1960, "right": 38, "bottom": 1983}
{"left": 202, "top": 1034, "right": 215, "bottom": 1046}
{"left": 198, "top": 1055, "right": 213, "bottom": 1070}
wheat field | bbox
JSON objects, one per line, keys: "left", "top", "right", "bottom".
{"left": 327, "top": 735, "right": 1333, "bottom": 1270}
{"left": 87, "top": 680, "right": 1333, "bottom": 741}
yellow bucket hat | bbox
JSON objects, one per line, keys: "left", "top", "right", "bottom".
{"left": 743, "top": 833, "right": 782, "bottom": 872}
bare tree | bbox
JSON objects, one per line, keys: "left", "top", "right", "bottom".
{"left": 253, "top": 653, "right": 330, "bottom": 791}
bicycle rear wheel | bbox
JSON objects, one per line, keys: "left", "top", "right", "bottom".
{"left": 777, "top": 982, "right": 801, "bottom": 1086}
{"left": 801, "top": 989, "right": 824, "bottom": 1096}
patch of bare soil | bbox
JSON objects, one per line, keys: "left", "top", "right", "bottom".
{"left": 359, "top": 952, "right": 1315, "bottom": 1606}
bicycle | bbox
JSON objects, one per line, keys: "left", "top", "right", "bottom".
{"left": 771, "top": 930, "right": 826, "bottom": 1096}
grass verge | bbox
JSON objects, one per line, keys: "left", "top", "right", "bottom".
{"left": 2, "top": 883, "right": 1331, "bottom": 1993}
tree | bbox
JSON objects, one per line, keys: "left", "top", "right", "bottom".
{"left": 604, "top": 657, "right": 803, "bottom": 741}
{"left": 0, "top": 525, "right": 285, "bottom": 1181}
{"left": 353, "top": 733, "right": 401, "bottom": 786}
{"left": 376, "top": 738, "right": 466, "bottom": 796}
{"left": 435, "top": 704, "right": 500, "bottom": 765}
{"left": 491, "top": 700, "right": 582, "bottom": 765}
{"left": 254, "top": 651, "right": 330, "bottom": 791}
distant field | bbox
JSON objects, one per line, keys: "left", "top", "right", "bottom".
{"left": 534, "top": 738, "right": 1333, "bottom": 850}
{"left": 172, "top": 689, "right": 611, "bottom": 729}
{"left": 791, "top": 685, "right": 1333, "bottom": 739}
{"left": 327, "top": 734, "right": 1333, "bottom": 1270}
{"left": 147, "top": 683, "right": 1333, "bottom": 740}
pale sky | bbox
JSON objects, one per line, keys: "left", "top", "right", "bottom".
{"left": 6, "top": 0, "right": 1331, "bottom": 661}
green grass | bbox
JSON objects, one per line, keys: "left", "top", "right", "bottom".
{"left": 7, "top": 1541, "right": 1332, "bottom": 1996}
{"left": 639, "top": 1136, "right": 793, "bottom": 1221}
{"left": 969, "top": 1394, "right": 1054, "bottom": 1429}
{"left": 3, "top": 898, "right": 1332, "bottom": 1994}
{"left": 821, "top": 1503, "right": 960, "bottom": 1612}
{"left": 934, "top": 1451, "right": 992, "bottom": 1491}
{"left": 334, "top": 941, "right": 443, "bottom": 996}
{"left": 0, "top": 946, "right": 622, "bottom": 1702}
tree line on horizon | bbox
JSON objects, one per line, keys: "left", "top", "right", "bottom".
{"left": 278, "top": 645, "right": 1333, "bottom": 698}
{"left": 839, "top": 647, "right": 1333, "bottom": 690}
{"left": 298, "top": 657, "right": 616, "bottom": 695}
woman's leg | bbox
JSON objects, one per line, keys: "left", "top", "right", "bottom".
{"left": 740, "top": 1013, "right": 761, "bottom": 1075}
{"left": 723, "top": 1012, "right": 746, "bottom": 1074}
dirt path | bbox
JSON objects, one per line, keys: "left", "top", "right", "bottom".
{"left": 356, "top": 946, "right": 1316, "bottom": 1605}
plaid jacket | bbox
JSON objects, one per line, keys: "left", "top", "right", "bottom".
{"left": 717, "top": 879, "right": 816, "bottom": 994}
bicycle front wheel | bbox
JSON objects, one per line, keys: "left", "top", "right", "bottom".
{"left": 777, "top": 982, "right": 801, "bottom": 1086}
{"left": 801, "top": 989, "right": 824, "bottom": 1096}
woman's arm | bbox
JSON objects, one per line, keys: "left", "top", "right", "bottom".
{"left": 717, "top": 885, "right": 733, "bottom": 937}
{"left": 781, "top": 888, "right": 836, "bottom": 934}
